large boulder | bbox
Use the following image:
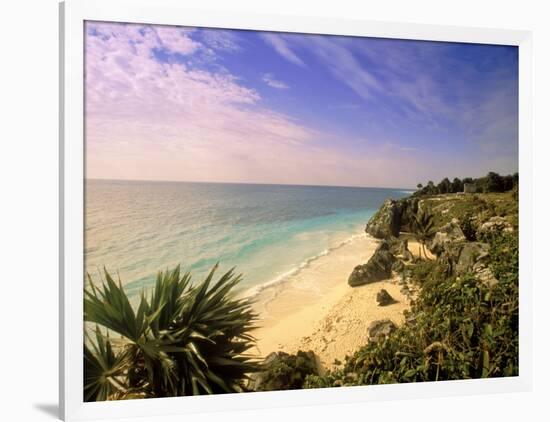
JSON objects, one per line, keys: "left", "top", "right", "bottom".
{"left": 429, "top": 218, "right": 466, "bottom": 255}
{"left": 251, "top": 350, "right": 318, "bottom": 391}
{"left": 368, "top": 319, "right": 397, "bottom": 343}
{"left": 365, "top": 199, "right": 402, "bottom": 239}
{"left": 348, "top": 242, "right": 396, "bottom": 287}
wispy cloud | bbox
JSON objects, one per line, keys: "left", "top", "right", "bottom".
{"left": 304, "top": 35, "right": 381, "bottom": 100}
{"left": 154, "top": 26, "right": 201, "bottom": 55}
{"left": 199, "top": 29, "right": 241, "bottom": 52}
{"left": 260, "top": 33, "right": 306, "bottom": 67}
{"left": 85, "top": 22, "right": 318, "bottom": 182}
{"left": 262, "top": 73, "right": 289, "bottom": 89}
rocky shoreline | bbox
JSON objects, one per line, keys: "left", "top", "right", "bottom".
{"left": 252, "top": 189, "right": 518, "bottom": 391}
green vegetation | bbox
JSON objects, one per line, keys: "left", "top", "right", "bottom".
{"left": 459, "top": 212, "right": 477, "bottom": 241}
{"left": 414, "top": 172, "right": 518, "bottom": 196}
{"left": 416, "top": 190, "right": 518, "bottom": 232}
{"left": 84, "top": 264, "right": 260, "bottom": 401}
{"left": 304, "top": 231, "right": 518, "bottom": 388}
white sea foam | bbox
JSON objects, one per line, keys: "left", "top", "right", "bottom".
{"left": 241, "top": 232, "right": 367, "bottom": 300}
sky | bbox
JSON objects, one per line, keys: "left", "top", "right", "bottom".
{"left": 85, "top": 21, "right": 518, "bottom": 189}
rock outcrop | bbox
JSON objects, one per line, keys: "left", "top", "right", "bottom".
{"left": 455, "top": 242, "right": 490, "bottom": 275}
{"left": 398, "top": 197, "right": 420, "bottom": 233}
{"left": 477, "top": 216, "right": 514, "bottom": 239}
{"left": 348, "top": 242, "right": 396, "bottom": 287}
{"left": 429, "top": 218, "right": 466, "bottom": 255}
{"left": 437, "top": 240, "right": 498, "bottom": 286}
{"left": 368, "top": 319, "right": 397, "bottom": 343}
{"left": 365, "top": 199, "right": 402, "bottom": 239}
{"left": 363, "top": 196, "right": 423, "bottom": 240}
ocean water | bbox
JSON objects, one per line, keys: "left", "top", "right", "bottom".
{"left": 85, "top": 180, "right": 411, "bottom": 299}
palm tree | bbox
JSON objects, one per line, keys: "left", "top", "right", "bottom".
{"left": 84, "top": 264, "right": 260, "bottom": 401}
{"left": 412, "top": 210, "right": 436, "bottom": 260}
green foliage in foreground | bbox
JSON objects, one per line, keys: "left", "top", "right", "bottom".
{"left": 305, "top": 232, "right": 519, "bottom": 388}
{"left": 84, "top": 265, "right": 260, "bottom": 401}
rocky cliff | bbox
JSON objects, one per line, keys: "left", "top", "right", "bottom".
{"left": 365, "top": 197, "right": 419, "bottom": 239}
{"left": 359, "top": 191, "right": 518, "bottom": 290}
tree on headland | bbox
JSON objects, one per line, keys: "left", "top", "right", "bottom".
{"left": 84, "top": 264, "right": 260, "bottom": 401}
{"left": 437, "top": 177, "right": 451, "bottom": 194}
{"left": 462, "top": 177, "right": 474, "bottom": 184}
{"left": 480, "top": 171, "right": 504, "bottom": 193}
{"left": 451, "top": 177, "right": 463, "bottom": 193}
{"left": 425, "top": 181, "right": 437, "bottom": 195}
{"left": 413, "top": 173, "right": 518, "bottom": 197}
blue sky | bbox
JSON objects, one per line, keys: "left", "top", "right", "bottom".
{"left": 85, "top": 22, "right": 518, "bottom": 188}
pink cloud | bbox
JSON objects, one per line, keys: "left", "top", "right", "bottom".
{"left": 84, "top": 22, "right": 436, "bottom": 188}
{"left": 85, "top": 22, "right": 319, "bottom": 181}
{"left": 154, "top": 26, "right": 200, "bottom": 55}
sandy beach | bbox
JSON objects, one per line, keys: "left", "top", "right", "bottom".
{"left": 252, "top": 233, "right": 411, "bottom": 371}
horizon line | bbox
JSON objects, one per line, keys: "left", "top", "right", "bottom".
{"left": 85, "top": 177, "right": 417, "bottom": 191}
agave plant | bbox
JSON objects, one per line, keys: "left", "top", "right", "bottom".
{"left": 84, "top": 264, "right": 260, "bottom": 401}
{"left": 412, "top": 210, "right": 436, "bottom": 260}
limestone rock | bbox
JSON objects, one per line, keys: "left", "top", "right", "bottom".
{"left": 399, "top": 197, "right": 420, "bottom": 233}
{"left": 368, "top": 319, "right": 397, "bottom": 343}
{"left": 429, "top": 218, "right": 466, "bottom": 255}
{"left": 437, "top": 240, "right": 498, "bottom": 285}
{"left": 477, "top": 216, "right": 514, "bottom": 238}
{"left": 474, "top": 266, "right": 499, "bottom": 287}
{"left": 348, "top": 242, "right": 396, "bottom": 287}
{"left": 365, "top": 199, "right": 402, "bottom": 239}
{"left": 455, "top": 242, "right": 490, "bottom": 275}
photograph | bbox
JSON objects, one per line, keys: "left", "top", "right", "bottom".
{"left": 83, "top": 20, "right": 519, "bottom": 401}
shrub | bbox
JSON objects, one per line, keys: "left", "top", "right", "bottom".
{"left": 459, "top": 213, "right": 477, "bottom": 241}
{"left": 84, "top": 264, "right": 260, "bottom": 401}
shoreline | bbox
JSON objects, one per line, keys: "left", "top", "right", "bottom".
{"left": 252, "top": 232, "right": 411, "bottom": 370}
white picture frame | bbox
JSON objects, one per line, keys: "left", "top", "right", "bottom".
{"left": 60, "top": 0, "right": 533, "bottom": 420}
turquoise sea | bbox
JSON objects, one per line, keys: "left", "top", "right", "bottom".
{"left": 85, "top": 180, "right": 412, "bottom": 298}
